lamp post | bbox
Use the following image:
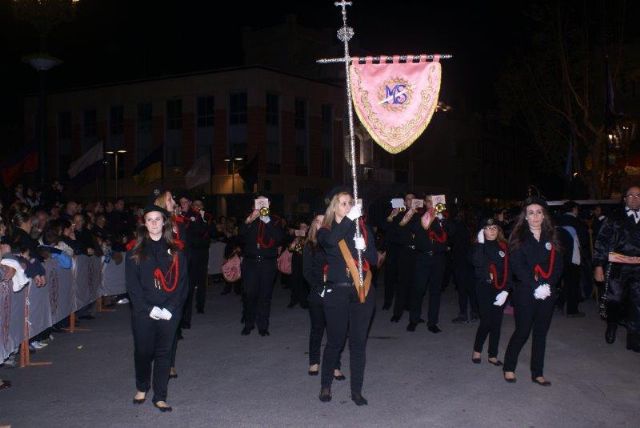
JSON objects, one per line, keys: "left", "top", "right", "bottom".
{"left": 224, "top": 156, "right": 243, "bottom": 194}
{"left": 105, "top": 149, "right": 127, "bottom": 199}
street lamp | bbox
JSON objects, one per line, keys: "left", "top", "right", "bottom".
{"left": 105, "top": 149, "right": 127, "bottom": 199}
{"left": 224, "top": 156, "right": 243, "bottom": 194}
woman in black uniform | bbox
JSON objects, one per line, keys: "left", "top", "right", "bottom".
{"left": 126, "top": 205, "right": 188, "bottom": 412}
{"left": 317, "top": 190, "right": 377, "bottom": 406}
{"left": 503, "top": 197, "right": 564, "bottom": 386}
{"left": 471, "top": 218, "right": 510, "bottom": 366}
{"left": 302, "top": 214, "right": 345, "bottom": 379}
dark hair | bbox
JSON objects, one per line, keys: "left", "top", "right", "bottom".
{"left": 509, "top": 201, "right": 559, "bottom": 252}
{"left": 130, "top": 213, "right": 180, "bottom": 264}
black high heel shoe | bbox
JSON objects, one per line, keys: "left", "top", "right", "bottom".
{"left": 531, "top": 376, "right": 552, "bottom": 386}
{"left": 153, "top": 401, "right": 173, "bottom": 412}
{"left": 503, "top": 372, "right": 517, "bottom": 383}
{"left": 132, "top": 392, "right": 146, "bottom": 405}
{"left": 487, "top": 359, "right": 503, "bottom": 367}
{"left": 351, "top": 392, "right": 368, "bottom": 406}
{"left": 319, "top": 388, "right": 332, "bottom": 402}
{"left": 333, "top": 372, "right": 346, "bottom": 381}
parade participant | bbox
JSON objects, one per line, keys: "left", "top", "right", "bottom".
{"left": 186, "top": 199, "right": 211, "bottom": 315}
{"left": 239, "top": 195, "right": 284, "bottom": 336}
{"left": 471, "top": 218, "right": 510, "bottom": 365}
{"left": 302, "top": 213, "right": 344, "bottom": 380}
{"left": 317, "top": 189, "right": 377, "bottom": 406}
{"left": 503, "top": 197, "right": 564, "bottom": 386}
{"left": 382, "top": 193, "right": 410, "bottom": 310}
{"left": 125, "top": 204, "right": 188, "bottom": 412}
{"left": 288, "top": 220, "right": 310, "bottom": 309}
{"left": 593, "top": 185, "right": 640, "bottom": 352}
{"left": 450, "top": 209, "right": 478, "bottom": 323}
{"left": 407, "top": 195, "right": 448, "bottom": 333}
{"left": 387, "top": 193, "right": 417, "bottom": 321}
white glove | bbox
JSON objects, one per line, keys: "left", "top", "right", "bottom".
{"left": 260, "top": 216, "right": 271, "bottom": 224}
{"left": 160, "top": 308, "right": 173, "bottom": 320}
{"left": 493, "top": 291, "right": 509, "bottom": 306}
{"left": 149, "top": 306, "right": 163, "bottom": 320}
{"left": 354, "top": 236, "right": 366, "bottom": 250}
{"left": 477, "top": 229, "right": 485, "bottom": 244}
{"left": 436, "top": 213, "right": 444, "bottom": 220}
{"left": 533, "top": 284, "right": 551, "bottom": 300}
{"left": 347, "top": 204, "right": 362, "bottom": 221}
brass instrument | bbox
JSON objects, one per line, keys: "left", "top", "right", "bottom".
{"left": 435, "top": 203, "right": 446, "bottom": 214}
{"left": 259, "top": 206, "right": 270, "bottom": 216}
{"left": 399, "top": 206, "right": 406, "bottom": 212}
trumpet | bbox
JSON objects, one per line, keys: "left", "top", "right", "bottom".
{"left": 435, "top": 203, "right": 446, "bottom": 214}
{"left": 399, "top": 206, "right": 406, "bottom": 212}
{"left": 259, "top": 206, "right": 270, "bottom": 216}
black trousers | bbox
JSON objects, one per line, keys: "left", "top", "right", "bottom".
{"left": 183, "top": 248, "right": 209, "bottom": 323}
{"left": 558, "top": 263, "right": 581, "bottom": 314}
{"left": 308, "top": 291, "right": 341, "bottom": 368}
{"left": 410, "top": 253, "right": 445, "bottom": 325}
{"left": 131, "top": 311, "right": 181, "bottom": 402}
{"left": 393, "top": 246, "right": 415, "bottom": 318}
{"left": 383, "top": 244, "right": 401, "bottom": 307}
{"left": 242, "top": 258, "right": 277, "bottom": 330}
{"left": 473, "top": 283, "right": 504, "bottom": 357}
{"left": 453, "top": 258, "right": 478, "bottom": 317}
{"left": 503, "top": 288, "right": 556, "bottom": 378}
{"left": 321, "top": 283, "right": 375, "bottom": 394}
{"left": 289, "top": 254, "right": 309, "bottom": 307}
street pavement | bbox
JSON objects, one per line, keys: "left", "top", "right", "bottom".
{"left": 1, "top": 280, "right": 638, "bottom": 428}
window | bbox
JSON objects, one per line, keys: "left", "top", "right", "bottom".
{"left": 294, "top": 98, "right": 308, "bottom": 175}
{"left": 166, "top": 99, "right": 182, "bottom": 130}
{"left": 229, "top": 92, "right": 247, "bottom": 125}
{"left": 110, "top": 105, "right": 124, "bottom": 136}
{"left": 266, "top": 93, "right": 280, "bottom": 174}
{"left": 83, "top": 109, "right": 97, "bottom": 138}
{"left": 228, "top": 92, "right": 247, "bottom": 157}
{"left": 136, "top": 103, "right": 152, "bottom": 162}
{"left": 196, "top": 96, "right": 215, "bottom": 157}
{"left": 197, "top": 96, "right": 214, "bottom": 128}
{"left": 321, "top": 104, "right": 333, "bottom": 178}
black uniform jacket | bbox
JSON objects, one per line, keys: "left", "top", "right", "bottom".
{"left": 317, "top": 217, "right": 377, "bottom": 284}
{"left": 125, "top": 238, "right": 189, "bottom": 315}
{"left": 509, "top": 230, "right": 564, "bottom": 292}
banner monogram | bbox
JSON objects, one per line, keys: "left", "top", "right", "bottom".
{"left": 350, "top": 56, "right": 442, "bottom": 154}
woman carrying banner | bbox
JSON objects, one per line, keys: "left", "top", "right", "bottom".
{"left": 502, "top": 197, "right": 563, "bottom": 386}
{"left": 303, "top": 213, "right": 345, "bottom": 380}
{"left": 471, "top": 218, "right": 510, "bottom": 366}
{"left": 317, "top": 189, "right": 377, "bottom": 406}
{"left": 125, "top": 204, "right": 188, "bottom": 412}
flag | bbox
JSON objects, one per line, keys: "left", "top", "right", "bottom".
{"left": 0, "top": 144, "right": 38, "bottom": 187}
{"left": 68, "top": 141, "right": 104, "bottom": 179}
{"left": 238, "top": 155, "right": 259, "bottom": 193}
{"left": 185, "top": 155, "right": 211, "bottom": 189}
{"left": 132, "top": 145, "right": 163, "bottom": 185}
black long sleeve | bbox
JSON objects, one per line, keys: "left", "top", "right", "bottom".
{"left": 510, "top": 232, "right": 564, "bottom": 291}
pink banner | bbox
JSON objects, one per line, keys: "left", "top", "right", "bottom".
{"left": 350, "top": 56, "right": 441, "bottom": 154}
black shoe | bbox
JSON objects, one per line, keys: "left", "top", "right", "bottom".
{"left": 503, "top": 373, "right": 517, "bottom": 383}
{"left": 132, "top": 392, "right": 146, "bottom": 404}
{"left": 351, "top": 392, "right": 368, "bottom": 406}
{"left": 471, "top": 356, "right": 481, "bottom": 364}
{"left": 390, "top": 315, "right": 401, "bottom": 323}
{"left": 333, "top": 372, "right": 346, "bottom": 381}
{"left": 452, "top": 315, "right": 468, "bottom": 324}
{"left": 153, "top": 401, "right": 173, "bottom": 412}
{"left": 567, "top": 311, "right": 585, "bottom": 318}
{"left": 319, "top": 388, "right": 332, "bottom": 402}
{"left": 259, "top": 329, "right": 270, "bottom": 336}
{"left": 241, "top": 327, "right": 253, "bottom": 336}
{"left": 0, "top": 380, "right": 12, "bottom": 391}
{"left": 308, "top": 369, "right": 319, "bottom": 376}
{"left": 169, "top": 372, "right": 178, "bottom": 379}
{"left": 531, "top": 376, "right": 552, "bottom": 386}
{"left": 382, "top": 303, "right": 391, "bottom": 310}
{"left": 427, "top": 324, "right": 442, "bottom": 334}
{"left": 605, "top": 323, "right": 617, "bottom": 344}
{"left": 406, "top": 322, "right": 417, "bottom": 332}
{"left": 488, "top": 359, "right": 503, "bottom": 367}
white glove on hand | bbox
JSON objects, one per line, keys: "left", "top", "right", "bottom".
{"left": 149, "top": 306, "right": 163, "bottom": 320}
{"left": 533, "top": 284, "right": 551, "bottom": 300}
{"left": 354, "top": 236, "right": 366, "bottom": 250}
{"left": 347, "top": 205, "right": 362, "bottom": 221}
{"left": 493, "top": 291, "right": 509, "bottom": 306}
{"left": 160, "top": 308, "right": 173, "bottom": 320}
{"left": 477, "top": 229, "right": 485, "bottom": 244}
{"left": 260, "top": 216, "right": 271, "bottom": 224}
{"left": 436, "top": 213, "right": 444, "bottom": 220}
